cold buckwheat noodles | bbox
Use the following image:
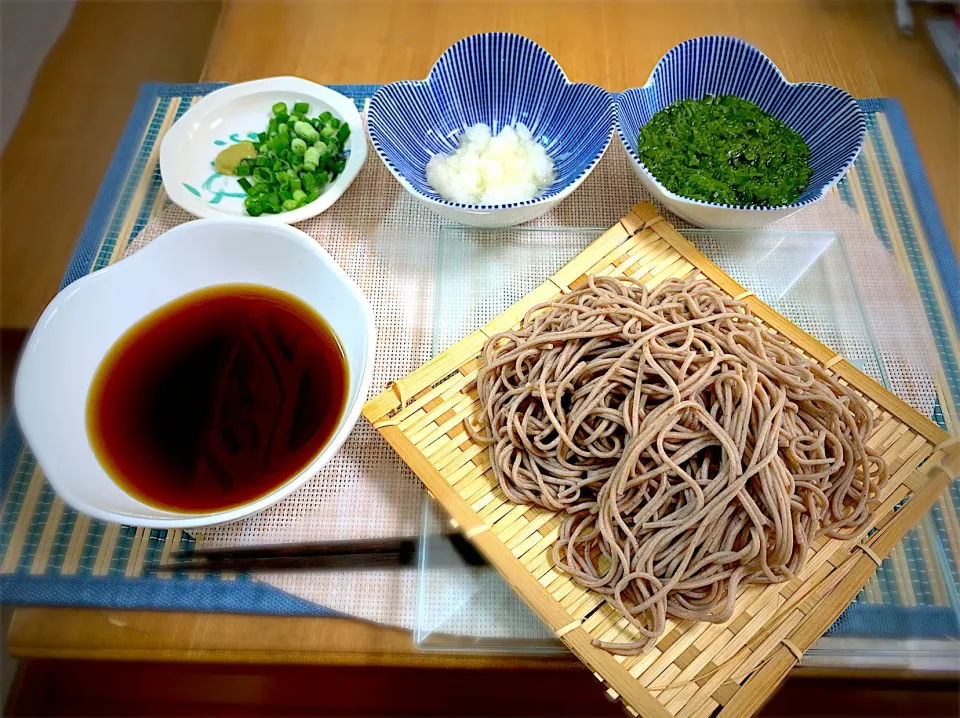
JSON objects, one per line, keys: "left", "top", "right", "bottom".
{"left": 468, "top": 276, "right": 886, "bottom": 655}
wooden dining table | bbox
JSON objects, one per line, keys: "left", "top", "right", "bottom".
{"left": 6, "top": 0, "right": 960, "bottom": 697}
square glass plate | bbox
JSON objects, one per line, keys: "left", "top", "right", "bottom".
{"left": 415, "top": 225, "right": 957, "bottom": 663}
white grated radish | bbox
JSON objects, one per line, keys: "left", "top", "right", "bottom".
{"left": 426, "top": 123, "right": 555, "bottom": 205}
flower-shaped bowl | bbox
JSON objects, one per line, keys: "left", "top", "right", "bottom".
{"left": 368, "top": 33, "right": 614, "bottom": 228}
{"left": 615, "top": 36, "right": 865, "bottom": 228}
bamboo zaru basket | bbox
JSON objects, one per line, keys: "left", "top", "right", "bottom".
{"left": 362, "top": 203, "right": 959, "bottom": 718}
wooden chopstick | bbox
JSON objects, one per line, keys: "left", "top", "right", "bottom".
{"left": 170, "top": 536, "right": 421, "bottom": 561}
{"left": 151, "top": 534, "right": 485, "bottom": 573}
{"left": 156, "top": 551, "right": 416, "bottom": 573}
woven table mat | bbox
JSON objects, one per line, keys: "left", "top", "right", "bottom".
{"left": 0, "top": 85, "right": 957, "bottom": 642}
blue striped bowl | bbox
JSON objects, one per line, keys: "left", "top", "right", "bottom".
{"left": 616, "top": 37, "right": 866, "bottom": 228}
{"left": 368, "top": 34, "right": 614, "bottom": 227}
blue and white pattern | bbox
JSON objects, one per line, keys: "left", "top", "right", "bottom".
{"left": 368, "top": 33, "right": 614, "bottom": 212}
{"left": 616, "top": 36, "right": 866, "bottom": 216}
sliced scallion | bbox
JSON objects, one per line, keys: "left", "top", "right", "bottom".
{"left": 231, "top": 101, "right": 351, "bottom": 216}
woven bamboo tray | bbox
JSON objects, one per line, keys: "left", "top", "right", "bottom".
{"left": 362, "top": 202, "right": 959, "bottom": 718}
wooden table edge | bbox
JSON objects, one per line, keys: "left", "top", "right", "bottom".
{"left": 6, "top": 606, "right": 583, "bottom": 669}
{"left": 10, "top": 606, "right": 959, "bottom": 679}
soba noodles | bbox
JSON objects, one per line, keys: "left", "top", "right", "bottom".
{"left": 469, "top": 276, "right": 886, "bottom": 654}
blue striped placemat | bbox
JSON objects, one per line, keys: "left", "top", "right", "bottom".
{"left": 0, "top": 84, "right": 957, "bottom": 640}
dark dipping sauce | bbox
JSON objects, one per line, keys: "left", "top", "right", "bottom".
{"left": 87, "top": 284, "right": 348, "bottom": 513}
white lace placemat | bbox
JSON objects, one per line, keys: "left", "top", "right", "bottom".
{"left": 130, "top": 127, "right": 940, "bottom": 630}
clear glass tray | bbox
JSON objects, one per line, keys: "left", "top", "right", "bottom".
{"left": 416, "top": 225, "right": 959, "bottom": 668}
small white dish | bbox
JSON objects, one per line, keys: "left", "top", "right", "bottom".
{"left": 160, "top": 77, "right": 366, "bottom": 224}
{"left": 14, "top": 219, "right": 376, "bottom": 528}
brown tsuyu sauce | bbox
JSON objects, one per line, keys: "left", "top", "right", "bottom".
{"left": 86, "top": 284, "right": 348, "bottom": 512}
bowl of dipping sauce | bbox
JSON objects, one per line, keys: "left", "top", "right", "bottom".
{"left": 367, "top": 33, "right": 614, "bottom": 228}
{"left": 14, "top": 220, "right": 375, "bottom": 528}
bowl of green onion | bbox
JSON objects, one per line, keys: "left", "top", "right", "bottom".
{"left": 160, "top": 77, "right": 366, "bottom": 223}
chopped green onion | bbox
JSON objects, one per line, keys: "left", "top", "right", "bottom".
{"left": 294, "top": 121, "right": 320, "bottom": 143}
{"left": 244, "top": 196, "right": 263, "bottom": 216}
{"left": 231, "top": 102, "right": 350, "bottom": 215}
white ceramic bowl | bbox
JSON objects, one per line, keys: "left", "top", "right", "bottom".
{"left": 160, "top": 77, "right": 366, "bottom": 224}
{"left": 14, "top": 220, "right": 376, "bottom": 528}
